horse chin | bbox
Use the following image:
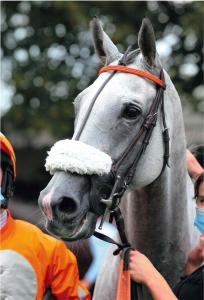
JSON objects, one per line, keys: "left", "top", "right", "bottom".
{"left": 46, "top": 211, "right": 97, "bottom": 241}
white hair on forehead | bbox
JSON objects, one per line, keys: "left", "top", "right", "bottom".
{"left": 45, "top": 139, "right": 112, "bottom": 176}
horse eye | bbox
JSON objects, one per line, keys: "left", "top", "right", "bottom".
{"left": 122, "top": 104, "right": 141, "bottom": 119}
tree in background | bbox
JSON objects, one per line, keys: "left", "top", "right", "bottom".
{"left": 1, "top": 1, "right": 203, "bottom": 200}
{"left": 2, "top": 1, "right": 203, "bottom": 139}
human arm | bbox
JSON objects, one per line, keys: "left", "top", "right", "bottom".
{"left": 129, "top": 250, "right": 178, "bottom": 300}
{"left": 186, "top": 149, "right": 203, "bottom": 180}
{"left": 185, "top": 234, "right": 204, "bottom": 275}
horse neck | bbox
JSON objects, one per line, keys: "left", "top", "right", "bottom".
{"left": 121, "top": 87, "right": 195, "bottom": 285}
{"left": 124, "top": 153, "right": 191, "bottom": 249}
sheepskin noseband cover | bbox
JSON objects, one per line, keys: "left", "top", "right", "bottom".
{"left": 45, "top": 139, "right": 112, "bottom": 176}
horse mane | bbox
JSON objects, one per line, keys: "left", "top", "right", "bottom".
{"left": 118, "top": 47, "right": 140, "bottom": 65}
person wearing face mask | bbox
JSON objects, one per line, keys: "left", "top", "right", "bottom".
{"left": 129, "top": 148, "right": 204, "bottom": 300}
{"left": 172, "top": 172, "right": 204, "bottom": 299}
{"left": 0, "top": 132, "right": 90, "bottom": 300}
{"left": 193, "top": 173, "right": 204, "bottom": 234}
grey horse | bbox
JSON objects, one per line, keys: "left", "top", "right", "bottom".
{"left": 38, "top": 18, "right": 197, "bottom": 299}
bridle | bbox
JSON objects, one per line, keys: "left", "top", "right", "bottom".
{"left": 74, "top": 50, "right": 169, "bottom": 223}
{"left": 73, "top": 50, "right": 170, "bottom": 299}
{"left": 99, "top": 66, "right": 169, "bottom": 226}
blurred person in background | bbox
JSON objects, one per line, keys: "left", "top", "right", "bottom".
{"left": 0, "top": 132, "right": 90, "bottom": 300}
{"left": 81, "top": 219, "right": 117, "bottom": 292}
{"left": 129, "top": 148, "right": 204, "bottom": 300}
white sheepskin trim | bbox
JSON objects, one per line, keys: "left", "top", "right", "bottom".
{"left": 45, "top": 139, "right": 112, "bottom": 175}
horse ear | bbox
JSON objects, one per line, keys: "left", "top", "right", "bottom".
{"left": 138, "top": 18, "right": 156, "bottom": 67}
{"left": 90, "top": 17, "right": 120, "bottom": 65}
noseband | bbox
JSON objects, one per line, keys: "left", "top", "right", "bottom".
{"left": 74, "top": 50, "right": 169, "bottom": 224}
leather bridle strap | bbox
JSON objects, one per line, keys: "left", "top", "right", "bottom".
{"left": 74, "top": 64, "right": 165, "bottom": 141}
{"left": 74, "top": 71, "right": 116, "bottom": 140}
{"left": 112, "top": 73, "right": 164, "bottom": 174}
{"left": 97, "top": 69, "right": 168, "bottom": 219}
{"left": 92, "top": 62, "right": 166, "bottom": 300}
{"left": 94, "top": 66, "right": 168, "bottom": 223}
{"left": 99, "top": 65, "right": 165, "bottom": 88}
{"left": 111, "top": 69, "right": 168, "bottom": 189}
{"left": 94, "top": 207, "right": 143, "bottom": 300}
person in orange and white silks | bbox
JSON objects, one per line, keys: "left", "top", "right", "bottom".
{"left": 0, "top": 132, "right": 90, "bottom": 300}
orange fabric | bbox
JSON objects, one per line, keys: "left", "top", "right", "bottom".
{"left": 0, "top": 132, "right": 16, "bottom": 178}
{"left": 0, "top": 210, "right": 90, "bottom": 300}
{"left": 98, "top": 65, "right": 165, "bottom": 87}
{"left": 116, "top": 258, "right": 131, "bottom": 300}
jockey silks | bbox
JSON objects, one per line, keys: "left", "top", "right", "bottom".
{"left": 0, "top": 210, "right": 90, "bottom": 300}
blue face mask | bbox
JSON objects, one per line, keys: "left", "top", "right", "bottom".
{"left": 194, "top": 207, "right": 204, "bottom": 234}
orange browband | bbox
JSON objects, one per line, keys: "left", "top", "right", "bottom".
{"left": 98, "top": 65, "right": 165, "bottom": 88}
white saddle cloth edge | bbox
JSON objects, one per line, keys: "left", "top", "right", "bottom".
{"left": 45, "top": 139, "right": 112, "bottom": 175}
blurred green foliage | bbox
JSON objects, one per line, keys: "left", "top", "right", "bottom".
{"left": 1, "top": 1, "right": 204, "bottom": 140}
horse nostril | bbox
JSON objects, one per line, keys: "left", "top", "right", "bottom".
{"left": 58, "top": 197, "right": 77, "bottom": 214}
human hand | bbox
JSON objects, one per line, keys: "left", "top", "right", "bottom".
{"left": 129, "top": 250, "right": 159, "bottom": 285}
{"left": 80, "top": 278, "right": 92, "bottom": 290}
{"left": 186, "top": 150, "right": 203, "bottom": 180}
{"left": 129, "top": 250, "right": 178, "bottom": 300}
{"left": 185, "top": 234, "right": 204, "bottom": 275}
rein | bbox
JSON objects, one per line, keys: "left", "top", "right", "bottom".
{"left": 74, "top": 49, "right": 169, "bottom": 300}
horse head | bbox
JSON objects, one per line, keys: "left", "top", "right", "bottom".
{"left": 38, "top": 18, "right": 174, "bottom": 241}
